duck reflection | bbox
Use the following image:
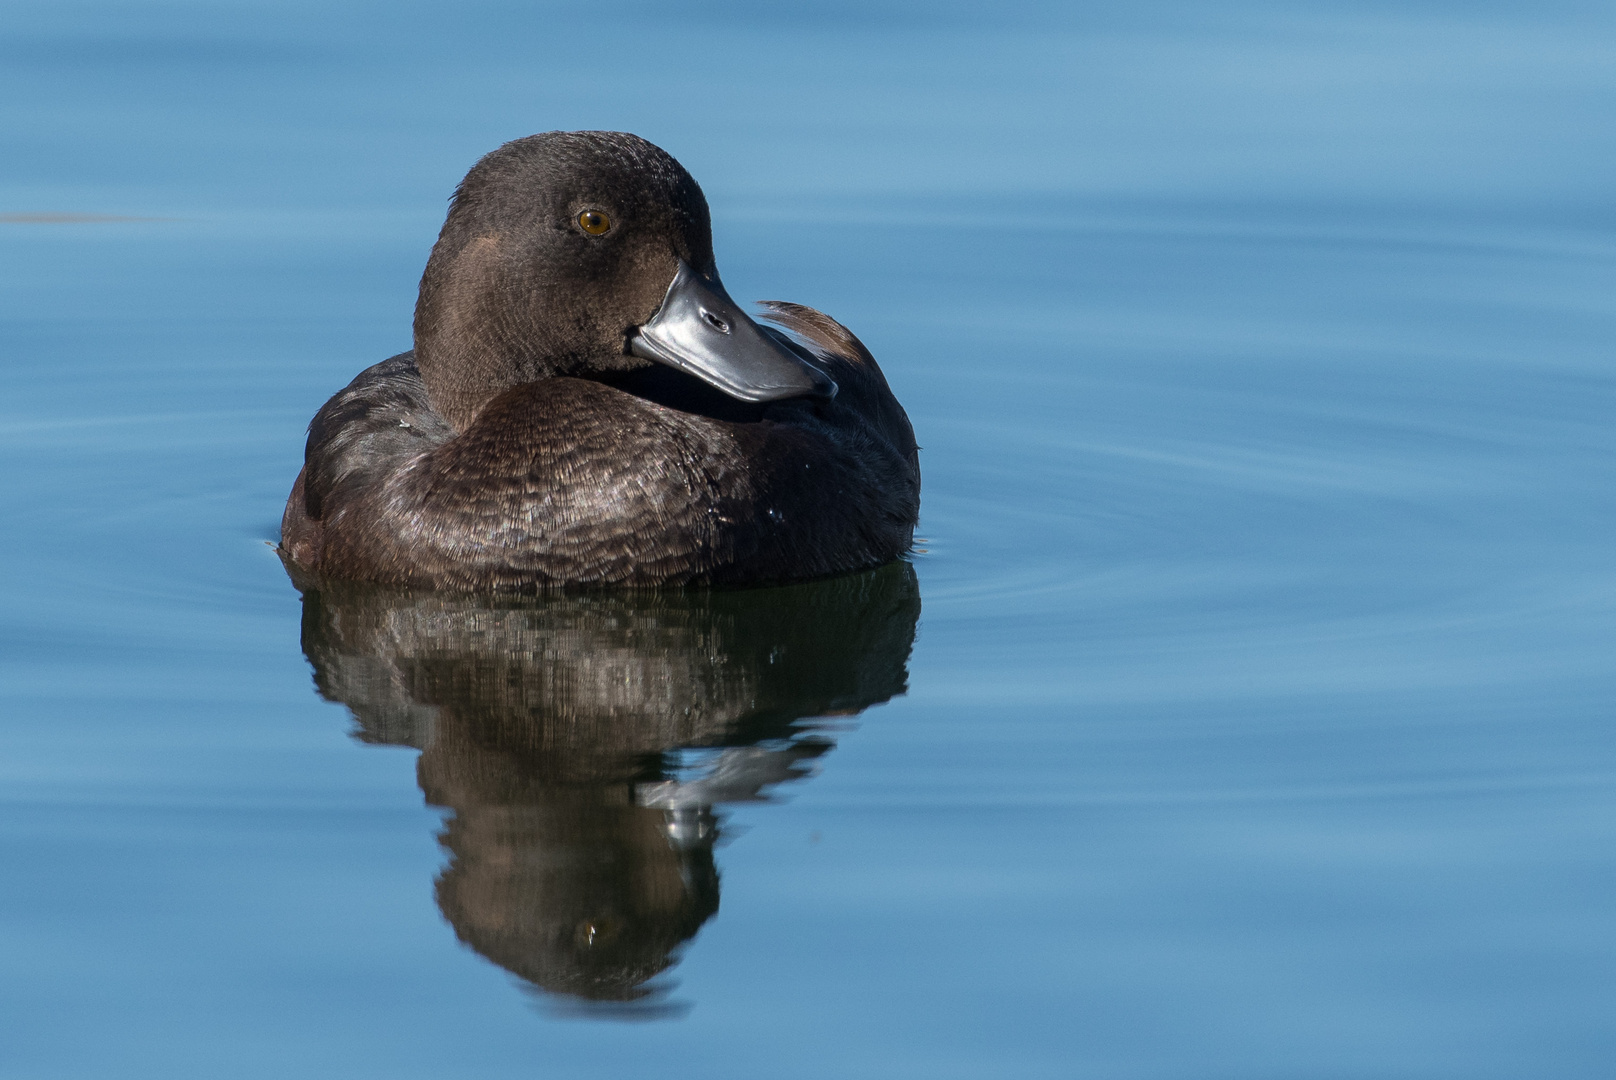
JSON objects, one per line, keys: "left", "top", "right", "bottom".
{"left": 288, "top": 563, "right": 920, "bottom": 1013}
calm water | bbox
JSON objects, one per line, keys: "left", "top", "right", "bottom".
{"left": 3, "top": 1, "right": 1616, "bottom": 1075}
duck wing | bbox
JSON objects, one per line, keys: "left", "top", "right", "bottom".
{"left": 755, "top": 301, "right": 919, "bottom": 480}
{"left": 280, "top": 351, "right": 453, "bottom": 567}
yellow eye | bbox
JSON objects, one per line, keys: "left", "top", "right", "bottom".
{"left": 577, "top": 209, "right": 611, "bottom": 236}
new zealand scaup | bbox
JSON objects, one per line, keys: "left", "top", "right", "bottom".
{"left": 279, "top": 131, "right": 919, "bottom": 589}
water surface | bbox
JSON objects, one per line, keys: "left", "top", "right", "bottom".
{"left": 3, "top": 1, "right": 1616, "bottom": 1076}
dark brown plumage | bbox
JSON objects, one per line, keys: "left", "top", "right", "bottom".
{"left": 280, "top": 131, "right": 919, "bottom": 590}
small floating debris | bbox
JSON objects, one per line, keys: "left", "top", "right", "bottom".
{"left": 0, "top": 212, "right": 167, "bottom": 224}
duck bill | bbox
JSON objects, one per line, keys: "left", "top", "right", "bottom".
{"left": 630, "top": 260, "right": 837, "bottom": 403}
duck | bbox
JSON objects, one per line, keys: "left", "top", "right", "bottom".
{"left": 279, "top": 131, "right": 919, "bottom": 590}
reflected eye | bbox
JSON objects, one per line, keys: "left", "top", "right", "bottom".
{"left": 577, "top": 209, "right": 611, "bottom": 236}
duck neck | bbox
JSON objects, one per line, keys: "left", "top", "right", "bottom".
{"left": 411, "top": 235, "right": 571, "bottom": 432}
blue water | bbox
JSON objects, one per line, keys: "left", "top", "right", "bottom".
{"left": 4, "top": 1, "right": 1616, "bottom": 1075}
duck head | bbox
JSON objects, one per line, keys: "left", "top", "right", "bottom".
{"left": 413, "top": 130, "right": 835, "bottom": 431}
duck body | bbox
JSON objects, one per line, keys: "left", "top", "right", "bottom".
{"left": 281, "top": 305, "right": 918, "bottom": 588}
{"left": 280, "top": 132, "right": 918, "bottom": 590}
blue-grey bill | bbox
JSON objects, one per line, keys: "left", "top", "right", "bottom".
{"left": 630, "top": 260, "right": 838, "bottom": 403}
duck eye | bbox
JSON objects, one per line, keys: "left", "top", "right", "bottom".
{"left": 577, "top": 209, "right": 611, "bottom": 236}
